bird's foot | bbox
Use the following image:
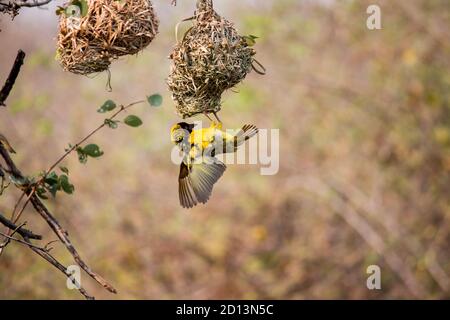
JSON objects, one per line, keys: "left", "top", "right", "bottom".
{"left": 213, "top": 112, "right": 222, "bottom": 125}
{"left": 203, "top": 112, "right": 213, "bottom": 122}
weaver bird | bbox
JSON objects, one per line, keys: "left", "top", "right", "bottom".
{"left": 171, "top": 122, "right": 258, "bottom": 208}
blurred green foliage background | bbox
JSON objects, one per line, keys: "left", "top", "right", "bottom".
{"left": 0, "top": 0, "right": 449, "bottom": 299}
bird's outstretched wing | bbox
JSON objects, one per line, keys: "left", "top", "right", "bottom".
{"left": 178, "top": 160, "right": 227, "bottom": 208}
{"left": 220, "top": 124, "right": 259, "bottom": 154}
{"left": 235, "top": 125, "right": 259, "bottom": 146}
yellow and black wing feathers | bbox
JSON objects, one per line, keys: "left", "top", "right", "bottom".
{"left": 222, "top": 124, "right": 259, "bottom": 153}
{"left": 178, "top": 163, "right": 196, "bottom": 209}
{"left": 235, "top": 125, "right": 259, "bottom": 146}
{"left": 178, "top": 161, "right": 227, "bottom": 208}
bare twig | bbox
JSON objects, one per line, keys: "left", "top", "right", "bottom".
{"left": 10, "top": 190, "right": 26, "bottom": 221}
{"left": 20, "top": 235, "right": 95, "bottom": 300}
{"left": 0, "top": 165, "right": 10, "bottom": 195}
{"left": 0, "top": 1, "right": 52, "bottom": 18}
{"left": 0, "top": 231, "right": 43, "bottom": 249}
{"left": 0, "top": 213, "right": 42, "bottom": 240}
{"left": 13, "top": 0, "right": 52, "bottom": 8}
{"left": 29, "top": 194, "right": 117, "bottom": 293}
{"left": 0, "top": 50, "right": 25, "bottom": 107}
{"left": 0, "top": 141, "right": 22, "bottom": 179}
{"left": 0, "top": 143, "right": 118, "bottom": 295}
{"left": 0, "top": 186, "right": 36, "bottom": 253}
{"left": 11, "top": 185, "right": 34, "bottom": 224}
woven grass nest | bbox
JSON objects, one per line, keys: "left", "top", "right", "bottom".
{"left": 57, "top": 0, "right": 159, "bottom": 75}
{"left": 167, "top": 0, "right": 263, "bottom": 119}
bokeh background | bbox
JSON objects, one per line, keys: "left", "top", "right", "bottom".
{"left": 0, "top": 0, "right": 449, "bottom": 299}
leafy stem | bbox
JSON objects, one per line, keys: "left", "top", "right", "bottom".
{"left": 19, "top": 98, "right": 156, "bottom": 201}
{"left": 44, "top": 99, "right": 144, "bottom": 176}
{"left": 9, "top": 92, "right": 162, "bottom": 207}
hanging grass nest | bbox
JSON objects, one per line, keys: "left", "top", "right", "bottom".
{"left": 57, "top": 0, "right": 159, "bottom": 75}
{"left": 167, "top": 0, "right": 264, "bottom": 119}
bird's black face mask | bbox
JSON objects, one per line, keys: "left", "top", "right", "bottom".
{"left": 177, "top": 122, "right": 195, "bottom": 133}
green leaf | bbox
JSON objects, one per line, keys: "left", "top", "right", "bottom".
{"left": 59, "top": 175, "right": 75, "bottom": 195}
{"left": 104, "top": 119, "right": 119, "bottom": 129}
{"left": 83, "top": 144, "right": 104, "bottom": 158}
{"left": 78, "top": 0, "right": 89, "bottom": 17}
{"left": 45, "top": 172, "right": 59, "bottom": 186}
{"left": 60, "top": 166, "right": 69, "bottom": 175}
{"left": 56, "top": 6, "right": 66, "bottom": 16}
{"left": 124, "top": 115, "right": 143, "bottom": 127}
{"left": 76, "top": 147, "right": 88, "bottom": 164}
{"left": 36, "top": 187, "right": 48, "bottom": 200}
{"left": 147, "top": 94, "right": 163, "bottom": 107}
{"left": 47, "top": 183, "right": 60, "bottom": 198}
{"left": 69, "top": 0, "right": 88, "bottom": 17}
{"left": 243, "top": 35, "right": 259, "bottom": 47}
{"left": 98, "top": 100, "right": 117, "bottom": 113}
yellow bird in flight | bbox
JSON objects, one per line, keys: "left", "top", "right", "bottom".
{"left": 171, "top": 122, "right": 258, "bottom": 208}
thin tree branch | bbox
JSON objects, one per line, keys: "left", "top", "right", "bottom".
{"left": 14, "top": 0, "right": 52, "bottom": 8}
{"left": 0, "top": 231, "right": 43, "bottom": 249}
{"left": 0, "top": 165, "right": 9, "bottom": 195}
{"left": 2, "top": 99, "right": 148, "bottom": 294}
{"left": 12, "top": 185, "right": 34, "bottom": 224}
{"left": 0, "top": 213, "right": 42, "bottom": 240}
{"left": 0, "top": 49, "right": 116, "bottom": 299}
{"left": 10, "top": 189, "right": 26, "bottom": 221}
{"left": 20, "top": 235, "right": 95, "bottom": 300}
{"left": 29, "top": 193, "right": 118, "bottom": 293}
{"left": 0, "top": 142, "right": 22, "bottom": 179}
{"left": 0, "top": 50, "right": 25, "bottom": 107}
{"left": 0, "top": 143, "right": 118, "bottom": 295}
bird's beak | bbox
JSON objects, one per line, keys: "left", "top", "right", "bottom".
{"left": 170, "top": 125, "right": 181, "bottom": 143}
